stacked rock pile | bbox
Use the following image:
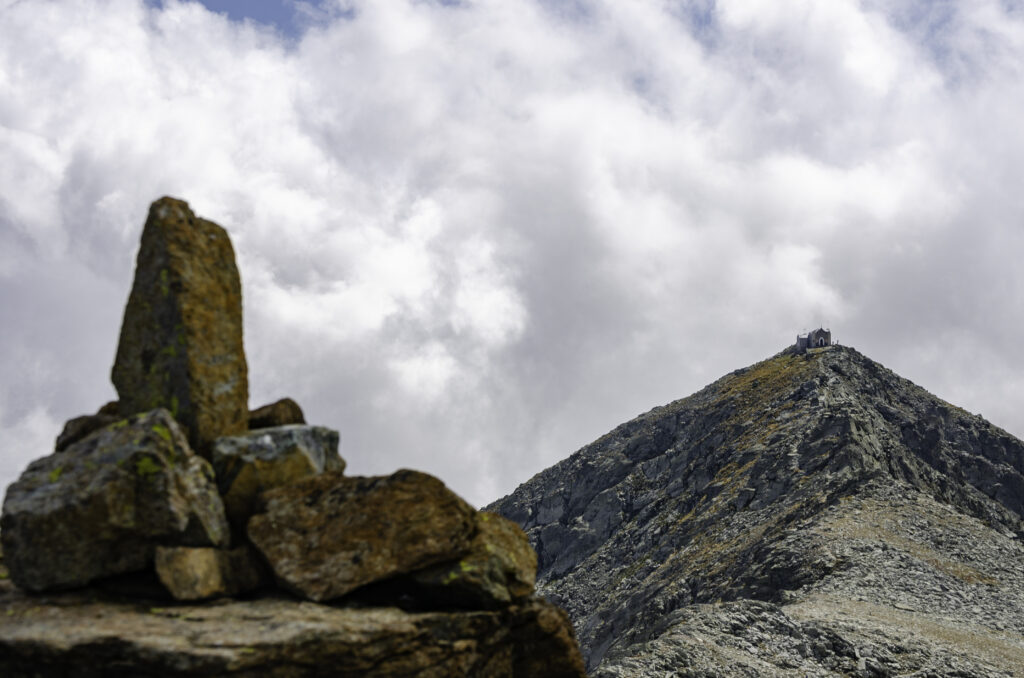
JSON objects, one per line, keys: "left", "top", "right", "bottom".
{"left": 0, "top": 197, "right": 585, "bottom": 677}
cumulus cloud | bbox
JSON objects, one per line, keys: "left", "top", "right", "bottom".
{"left": 3, "top": 0, "right": 1024, "bottom": 505}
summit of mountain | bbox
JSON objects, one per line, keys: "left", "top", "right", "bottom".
{"left": 488, "top": 345, "right": 1024, "bottom": 676}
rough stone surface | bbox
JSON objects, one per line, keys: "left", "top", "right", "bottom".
{"left": 248, "top": 469, "right": 477, "bottom": 602}
{"left": 111, "top": 196, "right": 248, "bottom": 455}
{"left": 211, "top": 425, "right": 343, "bottom": 528}
{"left": 55, "top": 412, "right": 120, "bottom": 452}
{"left": 96, "top": 401, "right": 120, "bottom": 416}
{"left": 489, "top": 345, "right": 1024, "bottom": 675}
{"left": 510, "top": 597, "right": 589, "bottom": 678}
{"left": 593, "top": 486, "right": 1024, "bottom": 677}
{"left": 155, "top": 545, "right": 269, "bottom": 601}
{"left": 248, "top": 397, "right": 305, "bottom": 429}
{"left": 1, "top": 408, "right": 229, "bottom": 591}
{"left": 0, "top": 575, "right": 586, "bottom": 678}
{"left": 407, "top": 511, "right": 538, "bottom": 609}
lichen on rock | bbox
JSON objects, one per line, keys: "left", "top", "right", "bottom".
{"left": 1, "top": 408, "right": 229, "bottom": 592}
{"left": 247, "top": 469, "right": 477, "bottom": 602}
{"left": 407, "top": 511, "right": 538, "bottom": 609}
{"left": 111, "top": 197, "right": 248, "bottom": 457}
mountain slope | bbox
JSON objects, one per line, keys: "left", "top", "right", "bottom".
{"left": 487, "top": 346, "right": 1024, "bottom": 676}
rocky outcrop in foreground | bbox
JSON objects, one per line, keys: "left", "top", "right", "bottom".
{"left": 0, "top": 197, "right": 585, "bottom": 677}
{"left": 489, "top": 346, "right": 1024, "bottom": 676}
{"left": 0, "top": 564, "right": 581, "bottom": 678}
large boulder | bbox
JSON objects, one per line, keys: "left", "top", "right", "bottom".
{"left": 0, "top": 409, "right": 229, "bottom": 592}
{"left": 247, "top": 469, "right": 477, "bottom": 602}
{"left": 210, "top": 425, "right": 343, "bottom": 528}
{"left": 248, "top": 397, "right": 305, "bottom": 429}
{"left": 111, "top": 197, "right": 248, "bottom": 456}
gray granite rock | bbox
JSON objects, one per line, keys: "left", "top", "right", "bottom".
{"left": 1, "top": 409, "right": 229, "bottom": 592}
{"left": 211, "top": 425, "right": 343, "bottom": 528}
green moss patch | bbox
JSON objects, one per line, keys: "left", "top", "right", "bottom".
{"left": 135, "top": 456, "right": 163, "bottom": 477}
{"left": 152, "top": 424, "right": 172, "bottom": 442}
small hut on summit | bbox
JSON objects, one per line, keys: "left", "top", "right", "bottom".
{"left": 796, "top": 328, "right": 831, "bottom": 351}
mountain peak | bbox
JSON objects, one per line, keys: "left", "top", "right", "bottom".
{"left": 488, "top": 345, "right": 1024, "bottom": 675}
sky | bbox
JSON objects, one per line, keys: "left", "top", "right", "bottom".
{"left": 3, "top": 0, "right": 1024, "bottom": 508}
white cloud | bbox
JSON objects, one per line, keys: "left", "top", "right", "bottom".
{"left": 388, "top": 341, "right": 459, "bottom": 403}
{"left": 0, "top": 405, "right": 60, "bottom": 485}
{"left": 3, "top": 0, "right": 1024, "bottom": 506}
{"left": 451, "top": 237, "right": 526, "bottom": 347}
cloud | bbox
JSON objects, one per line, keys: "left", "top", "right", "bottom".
{"left": 3, "top": 0, "right": 1024, "bottom": 506}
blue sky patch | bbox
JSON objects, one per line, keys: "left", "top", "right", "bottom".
{"left": 144, "top": 0, "right": 323, "bottom": 38}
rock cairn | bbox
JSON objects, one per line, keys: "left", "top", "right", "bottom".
{"left": 0, "top": 197, "right": 585, "bottom": 678}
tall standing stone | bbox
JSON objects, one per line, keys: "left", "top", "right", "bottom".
{"left": 112, "top": 197, "right": 248, "bottom": 456}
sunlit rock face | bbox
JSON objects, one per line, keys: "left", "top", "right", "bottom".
{"left": 490, "top": 345, "right": 1024, "bottom": 676}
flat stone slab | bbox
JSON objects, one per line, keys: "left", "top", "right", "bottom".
{"left": 111, "top": 197, "right": 248, "bottom": 455}
{"left": 0, "top": 579, "right": 586, "bottom": 678}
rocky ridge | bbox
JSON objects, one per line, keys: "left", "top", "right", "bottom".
{"left": 0, "top": 197, "right": 585, "bottom": 677}
{"left": 489, "top": 345, "right": 1024, "bottom": 676}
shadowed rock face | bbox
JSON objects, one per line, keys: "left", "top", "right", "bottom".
{"left": 154, "top": 545, "right": 269, "bottom": 601}
{"left": 408, "top": 511, "right": 538, "bottom": 609}
{"left": 488, "top": 346, "right": 1024, "bottom": 675}
{"left": 112, "top": 197, "right": 248, "bottom": 456}
{"left": 54, "top": 402, "right": 120, "bottom": 451}
{"left": 248, "top": 397, "right": 305, "bottom": 429}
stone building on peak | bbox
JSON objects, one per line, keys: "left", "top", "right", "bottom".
{"left": 796, "top": 327, "right": 831, "bottom": 351}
